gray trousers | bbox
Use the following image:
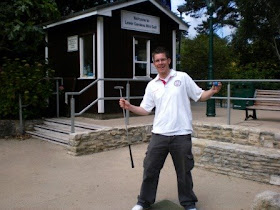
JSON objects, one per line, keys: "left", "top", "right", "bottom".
{"left": 137, "top": 133, "right": 197, "bottom": 209}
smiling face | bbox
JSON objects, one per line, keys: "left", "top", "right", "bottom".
{"left": 153, "top": 53, "right": 171, "bottom": 79}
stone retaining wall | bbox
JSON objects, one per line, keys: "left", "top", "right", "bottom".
{"left": 193, "top": 122, "right": 280, "bottom": 149}
{"left": 68, "top": 125, "right": 152, "bottom": 156}
{"left": 68, "top": 122, "right": 280, "bottom": 156}
{"left": 192, "top": 138, "right": 280, "bottom": 185}
{"left": 67, "top": 123, "right": 280, "bottom": 185}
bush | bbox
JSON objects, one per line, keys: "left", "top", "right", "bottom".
{"left": 229, "top": 60, "right": 280, "bottom": 90}
{"left": 0, "top": 57, "right": 55, "bottom": 119}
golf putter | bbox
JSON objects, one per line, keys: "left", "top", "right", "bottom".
{"left": 114, "top": 86, "right": 135, "bottom": 168}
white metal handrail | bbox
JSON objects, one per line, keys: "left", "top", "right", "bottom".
{"left": 194, "top": 79, "right": 280, "bottom": 125}
{"left": 65, "top": 78, "right": 280, "bottom": 133}
{"left": 65, "top": 78, "right": 152, "bottom": 133}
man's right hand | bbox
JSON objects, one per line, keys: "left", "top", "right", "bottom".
{"left": 119, "top": 98, "right": 130, "bottom": 110}
{"left": 119, "top": 98, "right": 150, "bottom": 116}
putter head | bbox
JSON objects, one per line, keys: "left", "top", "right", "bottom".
{"left": 114, "top": 86, "right": 124, "bottom": 90}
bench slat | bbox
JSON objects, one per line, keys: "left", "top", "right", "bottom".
{"left": 246, "top": 105, "right": 280, "bottom": 111}
{"left": 255, "top": 101, "right": 280, "bottom": 106}
{"left": 254, "top": 90, "right": 280, "bottom": 106}
{"left": 257, "top": 90, "right": 280, "bottom": 92}
{"left": 255, "top": 94, "right": 280, "bottom": 98}
{"left": 256, "top": 89, "right": 280, "bottom": 93}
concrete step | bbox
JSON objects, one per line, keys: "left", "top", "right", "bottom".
{"left": 192, "top": 138, "right": 280, "bottom": 185}
{"left": 26, "top": 130, "right": 69, "bottom": 145}
{"left": 28, "top": 118, "right": 107, "bottom": 146}
{"left": 33, "top": 127, "right": 69, "bottom": 140}
{"left": 45, "top": 118, "right": 108, "bottom": 130}
{"left": 41, "top": 122, "right": 94, "bottom": 133}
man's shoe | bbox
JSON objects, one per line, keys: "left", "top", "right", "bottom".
{"left": 131, "top": 204, "right": 143, "bottom": 210}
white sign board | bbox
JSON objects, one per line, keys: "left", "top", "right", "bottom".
{"left": 121, "top": 10, "right": 160, "bottom": 34}
{"left": 67, "top": 35, "right": 78, "bottom": 52}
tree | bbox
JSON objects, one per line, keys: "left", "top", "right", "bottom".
{"left": 0, "top": 58, "right": 55, "bottom": 119}
{"left": 235, "top": 0, "right": 280, "bottom": 61}
{"left": 55, "top": 0, "right": 119, "bottom": 16}
{"left": 0, "top": 0, "right": 59, "bottom": 120}
{"left": 230, "top": 37, "right": 280, "bottom": 83}
{"left": 179, "top": 0, "right": 280, "bottom": 63}
{"left": 180, "top": 34, "right": 234, "bottom": 81}
{"left": 0, "top": 0, "right": 59, "bottom": 60}
{"left": 182, "top": 0, "right": 239, "bottom": 34}
{"left": 229, "top": 0, "right": 280, "bottom": 81}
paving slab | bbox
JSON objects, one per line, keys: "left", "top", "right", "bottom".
{"left": 0, "top": 138, "right": 279, "bottom": 210}
{"left": 1, "top": 102, "right": 279, "bottom": 209}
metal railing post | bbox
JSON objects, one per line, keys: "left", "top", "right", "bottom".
{"left": 71, "top": 96, "right": 75, "bottom": 133}
{"left": 126, "top": 81, "right": 130, "bottom": 125}
{"left": 56, "top": 79, "right": 60, "bottom": 118}
{"left": 19, "top": 94, "right": 24, "bottom": 135}
{"left": 227, "top": 82, "right": 231, "bottom": 125}
{"left": 63, "top": 78, "right": 279, "bottom": 130}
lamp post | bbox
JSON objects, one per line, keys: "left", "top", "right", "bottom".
{"left": 206, "top": 0, "right": 216, "bottom": 117}
{"left": 177, "top": 5, "right": 185, "bottom": 71}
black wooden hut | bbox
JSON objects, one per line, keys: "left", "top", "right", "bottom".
{"left": 44, "top": 0, "right": 188, "bottom": 115}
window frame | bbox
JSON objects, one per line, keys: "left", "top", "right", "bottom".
{"left": 133, "top": 37, "right": 151, "bottom": 79}
{"left": 79, "top": 34, "right": 95, "bottom": 79}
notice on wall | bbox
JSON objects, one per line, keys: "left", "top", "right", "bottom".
{"left": 121, "top": 10, "right": 160, "bottom": 34}
{"left": 67, "top": 35, "right": 78, "bottom": 52}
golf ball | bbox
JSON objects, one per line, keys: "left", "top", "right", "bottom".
{"left": 213, "top": 82, "right": 219, "bottom": 86}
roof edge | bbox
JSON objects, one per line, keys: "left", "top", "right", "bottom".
{"left": 43, "top": 0, "right": 188, "bottom": 31}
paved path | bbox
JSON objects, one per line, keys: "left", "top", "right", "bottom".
{"left": 76, "top": 102, "right": 280, "bottom": 132}
{"left": 0, "top": 138, "right": 279, "bottom": 210}
{"left": 0, "top": 103, "right": 279, "bottom": 210}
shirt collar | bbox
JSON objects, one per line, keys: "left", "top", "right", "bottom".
{"left": 155, "top": 69, "right": 177, "bottom": 82}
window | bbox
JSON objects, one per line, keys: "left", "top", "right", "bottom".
{"left": 79, "top": 34, "right": 95, "bottom": 79}
{"left": 133, "top": 37, "right": 150, "bottom": 78}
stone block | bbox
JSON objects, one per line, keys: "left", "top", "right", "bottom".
{"left": 275, "top": 133, "right": 280, "bottom": 141}
{"left": 270, "top": 175, "right": 280, "bottom": 186}
{"left": 251, "top": 191, "right": 280, "bottom": 210}
{"left": 192, "top": 147, "right": 203, "bottom": 156}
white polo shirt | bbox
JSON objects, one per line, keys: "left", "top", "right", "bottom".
{"left": 140, "top": 69, "right": 203, "bottom": 136}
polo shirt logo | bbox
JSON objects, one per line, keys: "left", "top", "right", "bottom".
{"left": 174, "top": 80, "right": 181, "bottom": 87}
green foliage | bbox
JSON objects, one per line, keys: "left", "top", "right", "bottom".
{"left": 229, "top": 60, "right": 280, "bottom": 90}
{"left": 0, "top": 0, "right": 59, "bottom": 59}
{"left": 55, "top": 0, "right": 119, "bottom": 16}
{"left": 230, "top": 61, "right": 279, "bottom": 79}
{"left": 181, "top": 0, "right": 239, "bottom": 33}
{"left": 0, "top": 1, "right": 58, "bottom": 119}
{"left": 179, "top": 0, "right": 280, "bottom": 62}
{"left": 180, "top": 34, "right": 234, "bottom": 80}
{"left": 179, "top": 0, "right": 280, "bottom": 91}
{"left": 230, "top": 36, "right": 280, "bottom": 88}
{"left": 232, "top": 0, "right": 280, "bottom": 61}
{"left": 0, "top": 58, "right": 55, "bottom": 119}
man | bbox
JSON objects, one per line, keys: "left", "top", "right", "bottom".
{"left": 119, "top": 47, "right": 222, "bottom": 210}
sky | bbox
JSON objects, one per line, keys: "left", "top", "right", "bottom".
{"left": 171, "top": 0, "right": 234, "bottom": 38}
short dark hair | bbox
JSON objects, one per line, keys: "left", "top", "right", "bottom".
{"left": 152, "top": 47, "right": 170, "bottom": 60}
